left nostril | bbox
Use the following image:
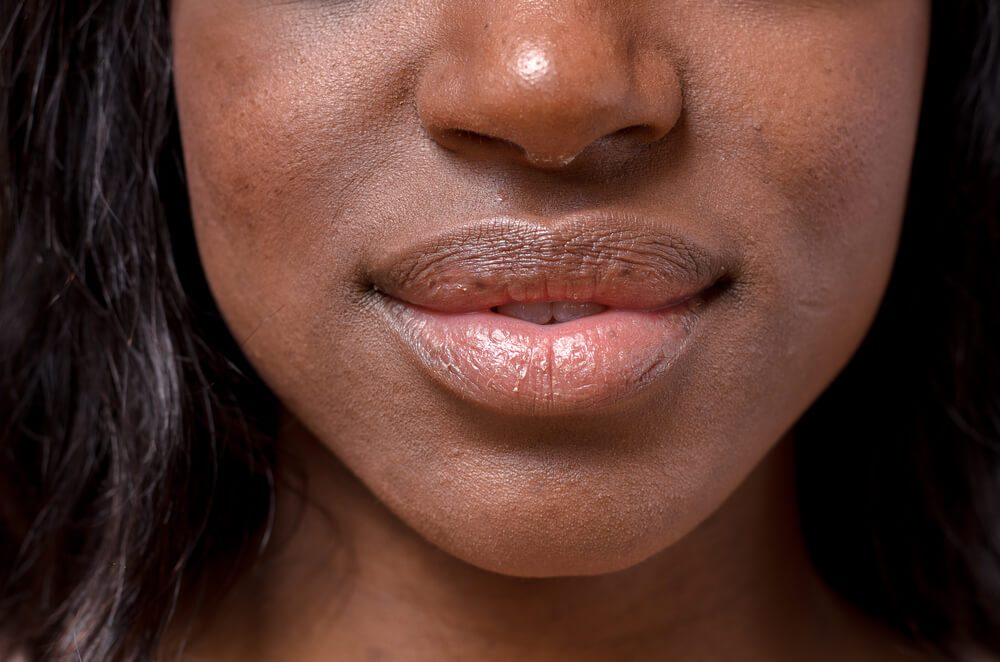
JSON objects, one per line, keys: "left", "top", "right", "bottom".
{"left": 604, "top": 124, "right": 662, "bottom": 147}
{"left": 618, "top": 124, "right": 654, "bottom": 139}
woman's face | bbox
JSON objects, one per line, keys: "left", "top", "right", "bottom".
{"left": 171, "top": 1, "right": 929, "bottom": 576}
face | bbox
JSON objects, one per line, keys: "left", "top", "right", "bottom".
{"left": 171, "top": 1, "right": 929, "bottom": 576}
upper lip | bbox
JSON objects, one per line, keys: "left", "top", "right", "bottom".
{"left": 368, "top": 213, "right": 734, "bottom": 313}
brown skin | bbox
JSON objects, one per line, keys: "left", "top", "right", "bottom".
{"left": 169, "top": 1, "right": 931, "bottom": 659}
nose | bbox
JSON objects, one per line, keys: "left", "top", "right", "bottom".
{"left": 417, "top": 3, "right": 683, "bottom": 169}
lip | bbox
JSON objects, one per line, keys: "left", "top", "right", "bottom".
{"left": 367, "top": 214, "right": 732, "bottom": 416}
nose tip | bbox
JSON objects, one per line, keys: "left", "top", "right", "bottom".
{"left": 417, "top": 13, "right": 682, "bottom": 170}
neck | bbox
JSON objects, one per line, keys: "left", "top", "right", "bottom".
{"left": 175, "top": 421, "right": 917, "bottom": 661}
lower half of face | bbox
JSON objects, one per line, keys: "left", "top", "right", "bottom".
{"left": 171, "top": 0, "right": 929, "bottom": 576}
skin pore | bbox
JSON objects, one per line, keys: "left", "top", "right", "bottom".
{"left": 169, "top": 1, "right": 931, "bottom": 659}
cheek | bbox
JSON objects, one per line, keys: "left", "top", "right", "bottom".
{"left": 624, "top": 2, "right": 931, "bottom": 537}
{"left": 171, "top": 2, "right": 422, "bottom": 360}
{"left": 685, "top": 2, "right": 929, "bottom": 388}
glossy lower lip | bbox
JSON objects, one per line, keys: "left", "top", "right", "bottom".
{"left": 375, "top": 295, "right": 705, "bottom": 416}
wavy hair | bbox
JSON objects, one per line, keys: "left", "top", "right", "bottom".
{"left": 1, "top": 1, "right": 998, "bottom": 660}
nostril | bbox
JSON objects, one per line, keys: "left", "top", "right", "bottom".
{"left": 431, "top": 122, "right": 665, "bottom": 170}
{"left": 449, "top": 129, "right": 493, "bottom": 144}
{"left": 607, "top": 124, "right": 662, "bottom": 146}
{"left": 439, "top": 128, "right": 585, "bottom": 168}
{"left": 438, "top": 128, "right": 523, "bottom": 156}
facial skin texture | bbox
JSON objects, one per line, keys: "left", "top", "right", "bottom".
{"left": 170, "top": 1, "right": 930, "bottom": 659}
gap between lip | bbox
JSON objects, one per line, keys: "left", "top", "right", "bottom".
{"left": 490, "top": 300, "right": 610, "bottom": 326}
{"left": 367, "top": 282, "right": 727, "bottom": 320}
{"left": 364, "top": 273, "right": 734, "bottom": 337}
{"left": 378, "top": 292, "right": 707, "bottom": 324}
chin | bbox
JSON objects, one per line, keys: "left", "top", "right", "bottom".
{"left": 437, "top": 507, "right": 686, "bottom": 578}
{"left": 380, "top": 472, "right": 709, "bottom": 579}
{"left": 453, "top": 541, "right": 667, "bottom": 579}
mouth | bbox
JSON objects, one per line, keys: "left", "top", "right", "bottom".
{"left": 367, "top": 214, "right": 733, "bottom": 416}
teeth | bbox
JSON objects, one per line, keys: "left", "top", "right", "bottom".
{"left": 494, "top": 302, "right": 608, "bottom": 324}
{"left": 496, "top": 302, "right": 553, "bottom": 324}
{"left": 552, "top": 302, "right": 607, "bottom": 322}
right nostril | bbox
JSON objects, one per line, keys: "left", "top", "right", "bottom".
{"left": 449, "top": 129, "right": 493, "bottom": 144}
{"left": 449, "top": 129, "right": 519, "bottom": 149}
{"left": 438, "top": 128, "right": 527, "bottom": 160}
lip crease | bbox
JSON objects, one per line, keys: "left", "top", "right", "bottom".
{"left": 367, "top": 214, "right": 733, "bottom": 416}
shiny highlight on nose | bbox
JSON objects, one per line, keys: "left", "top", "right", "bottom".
{"left": 514, "top": 43, "right": 554, "bottom": 85}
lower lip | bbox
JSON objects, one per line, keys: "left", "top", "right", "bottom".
{"left": 376, "top": 296, "right": 704, "bottom": 416}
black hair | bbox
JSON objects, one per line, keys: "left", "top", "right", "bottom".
{"left": 0, "top": 2, "right": 275, "bottom": 659}
{"left": 795, "top": 0, "right": 1000, "bottom": 658}
{"left": 1, "top": 1, "right": 997, "bottom": 660}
